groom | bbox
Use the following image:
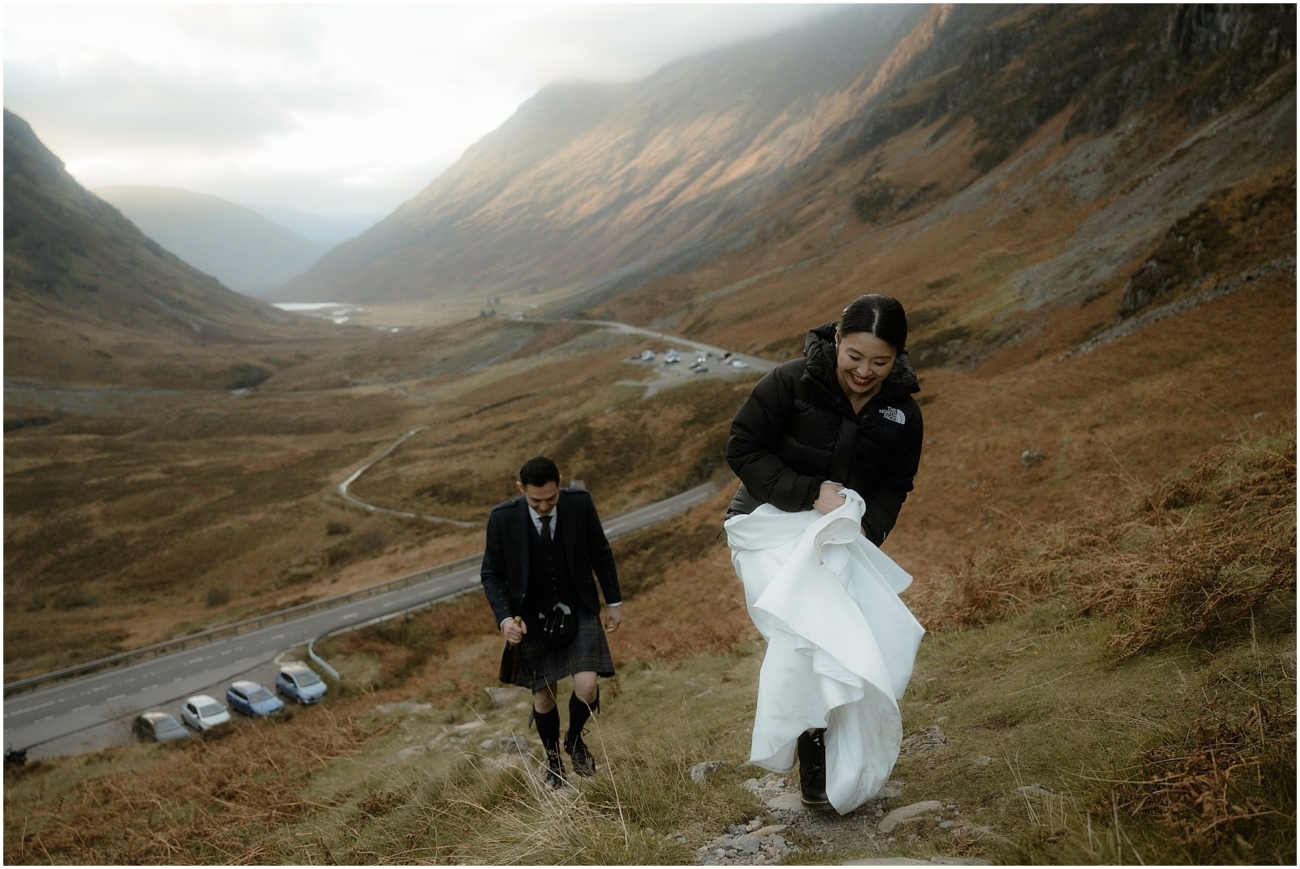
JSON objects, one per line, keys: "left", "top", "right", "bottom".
{"left": 480, "top": 456, "right": 623, "bottom": 787}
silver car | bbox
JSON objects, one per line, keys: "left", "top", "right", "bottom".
{"left": 132, "top": 710, "right": 190, "bottom": 743}
{"left": 180, "top": 694, "right": 232, "bottom": 731}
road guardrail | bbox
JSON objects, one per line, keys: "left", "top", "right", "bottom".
{"left": 2, "top": 552, "right": 481, "bottom": 697}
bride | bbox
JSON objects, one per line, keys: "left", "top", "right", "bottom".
{"left": 724, "top": 293, "right": 926, "bottom": 813}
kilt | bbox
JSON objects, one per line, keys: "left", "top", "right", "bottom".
{"left": 509, "top": 611, "right": 614, "bottom": 692}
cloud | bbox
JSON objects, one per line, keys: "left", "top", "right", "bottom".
{"left": 165, "top": 4, "right": 328, "bottom": 60}
{"left": 3, "top": 3, "right": 837, "bottom": 217}
{"left": 493, "top": 4, "right": 836, "bottom": 83}
{"left": 5, "top": 56, "right": 382, "bottom": 161}
{"left": 188, "top": 159, "right": 450, "bottom": 217}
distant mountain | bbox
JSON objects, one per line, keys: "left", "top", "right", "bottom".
{"left": 276, "top": 4, "right": 928, "bottom": 303}
{"left": 93, "top": 185, "right": 327, "bottom": 296}
{"left": 3, "top": 110, "right": 321, "bottom": 388}
{"left": 278, "top": 2, "right": 1295, "bottom": 343}
{"left": 245, "top": 205, "right": 381, "bottom": 249}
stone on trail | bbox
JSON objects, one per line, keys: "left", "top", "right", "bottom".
{"left": 877, "top": 800, "right": 943, "bottom": 834}
{"left": 690, "top": 760, "right": 726, "bottom": 784}
{"left": 764, "top": 792, "right": 808, "bottom": 813}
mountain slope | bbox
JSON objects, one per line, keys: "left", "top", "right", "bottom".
{"left": 278, "top": 3, "right": 1294, "bottom": 327}
{"left": 585, "top": 3, "right": 1295, "bottom": 376}
{"left": 93, "top": 185, "right": 327, "bottom": 296}
{"left": 3, "top": 110, "right": 323, "bottom": 388}
{"left": 275, "top": 4, "right": 929, "bottom": 303}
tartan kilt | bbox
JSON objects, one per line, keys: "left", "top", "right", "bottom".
{"left": 509, "top": 611, "right": 614, "bottom": 692}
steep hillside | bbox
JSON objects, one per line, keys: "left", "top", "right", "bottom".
{"left": 93, "top": 185, "right": 327, "bottom": 296}
{"left": 590, "top": 3, "right": 1295, "bottom": 372}
{"left": 3, "top": 111, "right": 330, "bottom": 389}
{"left": 275, "top": 4, "right": 929, "bottom": 303}
{"left": 277, "top": 4, "right": 1294, "bottom": 335}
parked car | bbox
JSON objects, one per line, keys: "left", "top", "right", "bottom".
{"left": 227, "top": 680, "right": 285, "bottom": 718}
{"left": 180, "top": 695, "right": 231, "bottom": 731}
{"left": 664, "top": 349, "right": 681, "bottom": 363}
{"left": 276, "top": 662, "right": 327, "bottom": 705}
{"left": 729, "top": 359, "right": 748, "bottom": 369}
{"left": 132, "top": 711, "right": 190, "bottom": 743}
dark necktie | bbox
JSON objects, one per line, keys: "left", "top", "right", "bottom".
{"left": 539, "top": 515, "right": 555, "bottom": 587}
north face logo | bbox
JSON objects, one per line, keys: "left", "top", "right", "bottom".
{"left": 880, "top": 406, "right": 906, "bottom": 424}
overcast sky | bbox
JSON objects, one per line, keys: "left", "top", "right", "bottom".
{"left": 5, "top": 3, "right": 834, "bottom": 220}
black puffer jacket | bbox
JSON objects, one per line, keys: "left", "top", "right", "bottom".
{"left": 726, "top": 322, "right": 923, "bottom": 545}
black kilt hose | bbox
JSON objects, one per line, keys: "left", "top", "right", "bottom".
{"left": 509, "top": 612, "right": 615, "bottom": 692}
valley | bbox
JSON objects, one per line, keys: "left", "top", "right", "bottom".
{"left": 4, "top": 4, "right": 1294, "bottom": 864}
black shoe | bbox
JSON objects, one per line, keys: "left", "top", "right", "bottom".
{"left": 797, "top": 729, "right": 831, "bottom": 810}
{"left": 544, "top": 749, "right": 566, "bottom": 789}
{"left": 565, "top": 733, "right": 596, "bottom": 777}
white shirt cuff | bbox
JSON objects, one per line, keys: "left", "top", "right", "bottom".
{"left": 606, "top": 601, "right": 621, "bottom": 606}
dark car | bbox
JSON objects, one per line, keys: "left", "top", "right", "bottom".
{"left": 132, "top": 711, "right": 190, "bottom": 743}
{"left": 226, "top": 680, "right": 285, "bottom": 717}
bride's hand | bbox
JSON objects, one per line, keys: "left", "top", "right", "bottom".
{"left": 813, "top": 481, "right": 846, "bottom": 514}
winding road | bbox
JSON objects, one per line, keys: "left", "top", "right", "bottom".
{"left": 4, "top": 478, "right": 721, "bottom": 760}
{"left": 4, "top": 317, "right": 768, "bottom": 760}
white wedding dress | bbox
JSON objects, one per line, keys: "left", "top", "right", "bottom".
{"left": 725, "top": 489, "right": 925, "bottom": 814}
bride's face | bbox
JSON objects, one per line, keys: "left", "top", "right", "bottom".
{"left": 835, "top": 330, "right": 897, "bottom": 401}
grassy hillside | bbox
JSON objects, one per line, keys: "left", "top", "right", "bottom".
{"left": 6, "top": 427, "right": 1292, "bottom": 864}
{"left": 3, "top": 8, "right": 1293, "bottom": 861}
{"left": 3, "top": 110, "right": 332, "bottom": 389}
{"left": 3, "top": 316, "right": 751, "bottom": 677}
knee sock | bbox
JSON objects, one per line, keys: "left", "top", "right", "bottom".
{"left": 534, "top": 706, "right": 560, "bottom": 754}
{"left": 566, "top": 688, "right": 597, "bottom": 745}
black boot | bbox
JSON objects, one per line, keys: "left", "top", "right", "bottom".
{"left": 797, "top": 728, "right": 830, "bottom": 810}
{"left": 564, "top": 690, "right": 598, "bottom": 777}
{"left": 533, "top": 707, "right": 565, "bottom": 788}
{"left": 544, "top": 748, "right": 566, "bottom": 789}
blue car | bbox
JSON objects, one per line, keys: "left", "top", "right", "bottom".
{"left": 276, "top": 662, "right": 327, "bottom": 705}
{"left": 226, "top": 680, "right": 285, "bottom": 717}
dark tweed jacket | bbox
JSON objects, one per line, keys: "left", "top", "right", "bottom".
{"left": 480, "top": 488, "right": 621, "bottom": 628}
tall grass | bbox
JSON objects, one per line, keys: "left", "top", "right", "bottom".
{"left": 6, "top": 433, "right": 1293, "bottom": 865}
{"left": 926, "top": 431, "right": 1295, "bottom": 657}
{"left": 914, "top": 430, "right": 1296, "bottom": 865}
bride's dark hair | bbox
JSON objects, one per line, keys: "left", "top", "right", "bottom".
{"left": 837, "top": 294, "right": 908, "bottom": 351}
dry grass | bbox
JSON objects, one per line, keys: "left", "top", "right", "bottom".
{"left": 6, "top": 431, "right": 1293, "bottom": 864}
{"left": 1100, "top": 685, "right": 1296, "bottom": 861}
{"left": 4, "top": 707, "right": 384, "bottom": 864}
{"left": 921, "top": 432, "right": 1296, "bottom": 665}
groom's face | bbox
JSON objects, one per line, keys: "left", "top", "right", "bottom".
{"left": 517, "top": 480, "right": 559, "bottom": 516}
